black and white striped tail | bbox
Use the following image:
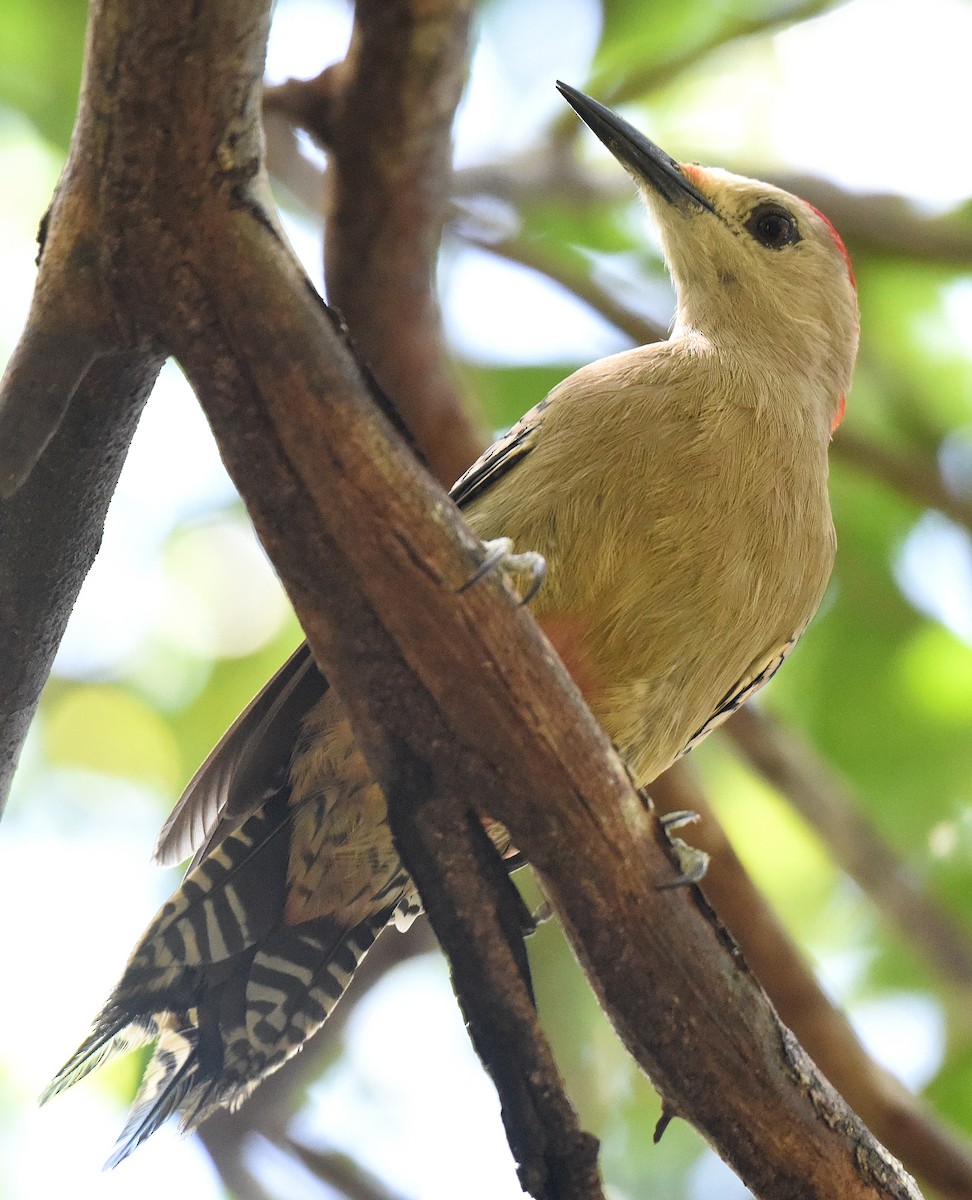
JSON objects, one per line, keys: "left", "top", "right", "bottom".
{"left": 41, "top": 792, "right": 403, "bottom": 1166}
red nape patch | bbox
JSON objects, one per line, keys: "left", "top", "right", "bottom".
{"left": 808, "top": 204, "right": 856, "bottom": 290}
{"left": 832, "top": 394, "right": 846, "bottom": 435}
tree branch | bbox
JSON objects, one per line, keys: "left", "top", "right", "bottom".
{"left": 831, "top": 427, "right": 972, "bottom": 535}
{"left": 456, "top": 225, "right": 669, "bottom": 346}
{"left": 385, "top": 771, "right": 603, "bottom": 1199}
{"left": 452, "top": 160, "right": 972, "bottom": 269}
{"left": 766, "top": 173, "right": 972, "bottom": 267}
{"left": 267, "top": 0, "right": 487, "bottom": 487}
{"left": 267, "top": 17, "right": 604, "bottom": 1187}
{"left": 726, "top": 707, "right": 972, "bottom": 998}
{"left": 651, "top": 758, "right": 972, "bottom": 1200}
{"left": 0, "top": 342, "right": 162, "bottom": 810}
{"left": 0, "top": 64, "right": 167, "bottom": 812}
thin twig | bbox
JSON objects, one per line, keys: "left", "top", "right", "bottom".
{"left": 456, "top": 225, "right": 668, "bottom": 347}
{"left": 726, "top": 707, "right": 972, "bottom": 998}
{"left": 600, "top": 0, "right": 837, "bottom": 106}
{"left": 832, "top": 427, "right": 972, "bottom": 535}
{"left": 285, "top": 1138, "right": 412, "bottom": 1200}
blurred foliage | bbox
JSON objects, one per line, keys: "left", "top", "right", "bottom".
{"left": 0, "top": 0, "right": 86, "bottom": 149}
{"left": 3, "top": 0, "right": 972, "bottom": 1198}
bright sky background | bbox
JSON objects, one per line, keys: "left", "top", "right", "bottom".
{"left": 2, "top": 1, "right": 970, "bottom": 1197}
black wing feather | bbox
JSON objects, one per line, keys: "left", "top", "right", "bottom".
{"left": 153, "top": 643, "right": 325, "bottom": 867}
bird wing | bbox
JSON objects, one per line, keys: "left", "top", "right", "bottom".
{"left": 152, "top": 642, "right": 326, "bottom": 867}
{"left": 152, "top": 398, "right": 549, "bottom": 867}
{"left": 449, "top": 397, "right": 547, "bottom": 509}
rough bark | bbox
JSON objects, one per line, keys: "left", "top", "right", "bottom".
{"left": 652, "top": 759, "right": 972, "bottom": 1200}
{"left": 267, "top": 0, "right": 486, "bottom": 487}
{"left": 0, "top": 146, "right": 164, "bottom": 804}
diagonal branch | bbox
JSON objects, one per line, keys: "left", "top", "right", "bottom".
{"left": 832, "top": 426, "right": 972, "bottom": 535}
{"left": 462, "top": 202, "right": 972, "bottom": 538}
{"left": 0, "top": 353, "right": 161, "bottom": 813}
{"left": 726, "top": 707, "right": 972, "bottom": 998}
{"left": 650, "top": 758, "right": 972, "bottom": 1200}
{"left": 452, "top": 160, "right": 972, "bottom": 268}
{"left": 457, "top": 225, "right": 669, "bottom": 346}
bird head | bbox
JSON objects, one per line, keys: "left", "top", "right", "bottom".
{"left": 557, "top": 83, "right": 859, "bottom": 431}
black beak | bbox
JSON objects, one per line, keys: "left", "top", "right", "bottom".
{"left": 556, "top": 82, "right": 714, "bottom": 215}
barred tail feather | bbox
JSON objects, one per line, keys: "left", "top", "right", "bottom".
{"left": 104, "top": 1019, "right": 199, "bottom": 1169}
{"left": 243, "top": 910, "right": 389, "bottom": 1066}
{"left": 45, "top": 911, "right": 398, "bottom": 1165}
{"left": 40, "top": 1012, "right": 156, "bottom": 1105}
{"left": 41, "top": 785, "right": 414, "bottom": 1165}
{"left": 128, "top": 790, "right": 293, "bottom": 982}
{"left": 164, "top": 909, "right": 395, "bottom": 1136}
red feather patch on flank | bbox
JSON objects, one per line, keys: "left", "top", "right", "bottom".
{"left": 808, "top": 204, "right": 856, "bottom": 290}
{"left": 538, "top": 613, "right": 602, "bottom": 705}
{"left": 832, "top": 394, "right": 846, "bottom": 434}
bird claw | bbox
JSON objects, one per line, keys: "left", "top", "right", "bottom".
{"left": 656, "top": 809, "right": 709, "bottom": 889}
{"left": 460, "top": 537, "right": 547, "bottom": 606}
{"left": 658, "top": 809, "right": 700, "bottom": 833}
{"left": 528, "top": 898, "right": 553, "bottom": 930}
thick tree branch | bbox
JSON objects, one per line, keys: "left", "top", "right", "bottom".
{"left": 265, "top": 15, "right": 602, "bottom": 1186}
{"left": 166, "top": 227, "right": 918, "bottom": 1195}
{"left": 0, "top": 1, "right": 926, "bottom": 1195}
{"left": 0, "top": 345, "right": 162, "bottom": 809}
{"left": 651, "top": 758, "right": 972, "bottom": 1200}
{"left": 266, "top": 0, "right": 486, "bottom": 487}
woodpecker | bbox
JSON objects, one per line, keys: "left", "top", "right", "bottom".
{"left": 42, "top": 82, "right": 859, "bottom": 1163}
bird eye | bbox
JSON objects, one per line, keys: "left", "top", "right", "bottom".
{"left": 745, "top": 204, "right": 800, "bottom": 250}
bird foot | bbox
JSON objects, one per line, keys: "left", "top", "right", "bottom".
{"left": 460, "top": 537, "right": 547, "bottom": 606}
{"left": 657, "top": 809, "right": 709, "bottom": 889}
